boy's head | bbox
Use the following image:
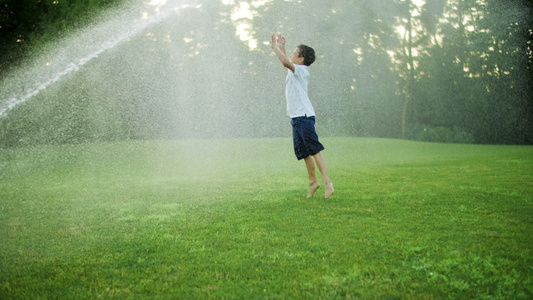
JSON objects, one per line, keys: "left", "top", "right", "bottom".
{"left": 290, "top": 44, "right": 316, "bottom": 66}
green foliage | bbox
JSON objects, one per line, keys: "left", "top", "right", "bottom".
{"left": 410, "top": 123, "right": 475, "bottom": 143}
{"left": 0, "top": 138, "right": 532, "bottom": 298}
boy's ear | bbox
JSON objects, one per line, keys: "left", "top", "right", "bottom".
{"left": 298, "top": 56, "right": 305, "bottom": 64}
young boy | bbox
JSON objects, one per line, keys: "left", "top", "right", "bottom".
{"left": 270, "top": 34, "right": 334, "bottom": 199}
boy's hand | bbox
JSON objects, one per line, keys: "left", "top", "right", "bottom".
{"left": 270, "top": 33, "right": 286, "bottom": 50}
{"left": 276, "top": 34, "right": 286, "bottom": 49}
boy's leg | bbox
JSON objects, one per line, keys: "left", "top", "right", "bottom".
{"left": 313, "top": 152, "right": 334, "bottom": 198}
{"left": 304, "top": 156, "right": 321, "bottom": 198}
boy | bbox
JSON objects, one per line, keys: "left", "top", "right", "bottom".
{"left": 270, "top": 34, "right": 334, "bottom": 199}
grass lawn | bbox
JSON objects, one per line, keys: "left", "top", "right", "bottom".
{"left": 1, "top": 137, "right": 532, "bottom": 298}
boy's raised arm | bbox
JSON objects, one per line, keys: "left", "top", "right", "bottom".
{"left": 270, "top": 34, "right": 295, "bottom": 73}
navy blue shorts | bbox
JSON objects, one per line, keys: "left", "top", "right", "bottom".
{"left": 291, "top": 116, "right": 325, "bottom": 160}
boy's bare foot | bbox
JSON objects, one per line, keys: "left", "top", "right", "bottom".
{"left": 307, "top": 182, "right": 320, "bottom": 198}
{"left": 325, "top": 182, "right": 334, "bottom": 199}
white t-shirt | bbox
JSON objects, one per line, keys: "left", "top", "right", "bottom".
{"left": 285, "top": 64, "right": 316, "bottom": 118}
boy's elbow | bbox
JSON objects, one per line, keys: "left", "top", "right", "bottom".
{"left": 282, "top": 61, "right": 294, "bottom": 72}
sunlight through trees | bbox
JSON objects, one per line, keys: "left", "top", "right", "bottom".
{"left": 0, "top": 0, "right": 531, "bottom": 146}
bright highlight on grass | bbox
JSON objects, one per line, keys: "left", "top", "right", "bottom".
{"left": 0, "top": 138, "right": 532, "bottom": 298}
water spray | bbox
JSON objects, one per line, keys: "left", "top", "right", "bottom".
{"left": 0, "top": 0, "right": 195, "bottom": 118}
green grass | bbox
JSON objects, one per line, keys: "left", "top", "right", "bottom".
{"left": 1, "top": 138, "right": 532, "bottom": 299}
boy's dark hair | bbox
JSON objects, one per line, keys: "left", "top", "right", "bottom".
{"left": 297, "top": 44, "right": 315, "bottom": 66}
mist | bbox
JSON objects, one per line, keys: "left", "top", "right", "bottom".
{"left": 0, "top": 0, "right": 531, "bottom": 146}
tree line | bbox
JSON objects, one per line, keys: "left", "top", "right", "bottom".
{"left": 0, "top": 0, "right": 532, "bottom": 146}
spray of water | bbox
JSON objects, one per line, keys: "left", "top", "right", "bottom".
{"left": 0, "top": 0, "right": 195, "bottom": 118}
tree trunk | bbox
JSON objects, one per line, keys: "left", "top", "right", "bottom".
{"left": 402, "top": 0, "right": 415, "bottom": 139}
